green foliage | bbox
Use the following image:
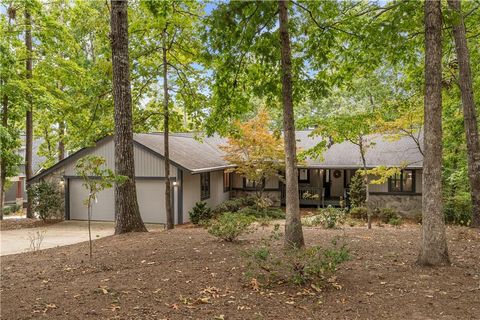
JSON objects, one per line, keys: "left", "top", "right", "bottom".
{"left": 212, "top": 196, "right": 257, "bottom": 215}
{"left": 349, "top": 206, "right": 368, "bottom": 220}
{"left": 207, "top": 212, "right": 255, "bottom": 242}
{"left": 444, "top": 194, "right": 472, "bottom": 226}
{"left": 238, "top": 206, "right": 285, "bottom": 220}
{"left": 75, "top": 155, "right": 126, "bottom": 204}
{"left": 302, "top": 207, "right": 345, "bottom": 229}
{"left": 317, "top": 207, "right": 346, "bottom": 229}
{"left": 349, "top": 173, "right": 367, "bottom": 208}
{"left": 212, "top": 196, "right": 284, "bottom": 222}
{"left": 2, "top": 204, "right": 21, "bottom": 216}
{"left": 246, "top": 238, "right": 350, "bottom": 288}
{"left": 376, "top": 208, "right": 398, "bottom": 224}
{"left": 188, "top": 201, "right": 212, "bottom": 225}
{"left": 28, "top": 181, "right": 62, "bottom": 221}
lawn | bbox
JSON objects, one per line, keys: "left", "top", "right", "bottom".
{"left": 1, "top": 223, "right": 479, "bottom": 319}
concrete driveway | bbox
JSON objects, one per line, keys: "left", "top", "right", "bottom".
{"left": 0, "top": 221, "right": 164, "bottom": 256}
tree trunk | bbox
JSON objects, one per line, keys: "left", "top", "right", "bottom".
{"left": 417, "top": 0, "right": 449, "bottom": 266}
{"left": 163, "top": 29, "right": 173, "bottom": 230}
{"left": 278, "top": 0, "right": 304, "bottom": 249}
{"left": 110, "top": 0, "right": 147, "bottom": 234}
{"left": 25, "top": 7, "right": 34, "bottom": 219}
{"left": 447, "top": 0, "right": 480, "bottom": 228}
{"left": 58, "top": 122, "right": 65, "bottom": 161}
{"left": 359, "top": 137, "right": 371, "bottom": 229}
{"left": 1, "top": 94, "right": 8, "bottom": 220}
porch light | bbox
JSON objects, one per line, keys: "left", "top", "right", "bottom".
{"left": 59, "top": 177, "right": 65, "bottom": 187}
{"left": 172, "top": 181, "right": 179, "bottom": 187}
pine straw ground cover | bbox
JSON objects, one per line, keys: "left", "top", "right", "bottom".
{"left": 1, "top": 224, "right": 479, "bottom": 320}
{"left": 0, "top": 218, "right": 62, "bottom": 231}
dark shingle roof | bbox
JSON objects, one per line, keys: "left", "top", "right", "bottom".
{"left": 295, "top": 131, "right": 423, "bottom": 169}
{"left": 30, "top": 130, "right": 423, "bottom": 182}
{"left": 134, "top": 133, "right": 231, "bottom": 173}
{"left": 135, "top": 131, "right": 423, "bottom": 171}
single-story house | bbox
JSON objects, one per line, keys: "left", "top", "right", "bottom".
{"left": 29, "top": 131, "right": 424, "bottom": 224}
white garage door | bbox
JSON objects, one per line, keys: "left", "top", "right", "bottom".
{"left": 69, "top": 179, "right": 168, "bottom": 224}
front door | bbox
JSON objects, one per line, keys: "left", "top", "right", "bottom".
{"left": 323, "top": 169, "right": 331, "bottom": 198}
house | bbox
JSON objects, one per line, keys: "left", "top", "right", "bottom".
{"left": 29, "top": 131, "right": 423, "bottom": 224}
{"left": 5, "top": 136, "right": 45, "bottom": 207}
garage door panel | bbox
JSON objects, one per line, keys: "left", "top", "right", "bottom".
{"left": 136, "top": 180, "right": 165, "bottom": 223}
{"left": 69, "top": 180, "right": 114, "bottom": 221}
{"left": 69, "top": 179, "right": 167, "bottom": 224}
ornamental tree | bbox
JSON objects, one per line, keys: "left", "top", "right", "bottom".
{"left": 221, "top": 110, "right": 284, "bottom": 198}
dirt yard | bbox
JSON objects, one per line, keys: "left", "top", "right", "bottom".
{"left": 1, "top": 223, "right": 479, "bottom": 320}
{"left": 0, "top": 218, "right": 61, "bottom": 231}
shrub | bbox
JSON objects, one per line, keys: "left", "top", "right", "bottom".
{"left": 348, "top": 172, "right": 366, "bottom": 207}
{"left": 3, "top": 206, "right": 11, "bottom": 216}
{"left": 246, "top": 238, "right": 350, "bottom": 288}
{"left": 207, "top": 212, "right": 255, "bottom": 241}
{"left": 388, "top": 215, "right": 403, "bottom": 226}
{"left": 349, "top": 206, "right": 368, "bottom": 220}
{"left": 188, "top": 201, "right": 212, "bottom": 225}
{"left": 238, "top": 206, "right": 285, "bottom": 220}
{"left": 301, "top": 215, "right": 322, "bottom": 227}
{"left": 28, "top": 181, "right": 62, "bottom": 221}
{"left": 444, "top": 195, "right": 472, "bottom": 226}
{"left": 212, "top": 196, "right": 257, "bottom": 215}
{"left": 377, "top": 208, "right": 398, "bottom": 223}
{"left": 316, "top": 206, "right": 346, "bottom": 229}
{"left": 3, "top": 204, "right": 21, "bottom": 216}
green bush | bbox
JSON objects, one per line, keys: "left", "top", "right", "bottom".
{"left": 189, "top": 201, "right": 212, "bottom": 225}
{"left": 349, "top": 206, "right": 368, "bottom": 220}
{"left": 2, "top": 206, "right": 11, "bottom": 216}
{"left": 317, "top": 206, "right": 346, "bottom": 229}
{"left": 388, "top": 215, "right": 403, "bottom": 226}
{"left": 212, "top": 196, "right": 257, "bottom": 215}
{"left": 238, "top": 206, "right": 285, "bottom": 220}
{"left": 2, "top": 204, "right": 21, "bottom": 216}
{"left": 348, "top": 172, "right": 366, "bottom": 207}
{"left": 444, "top": 195, "right": 472, "bottom": 226}
{"left": 301, "top": 215, "right": 323, "bottom": 227}
{"left": 207, "top": 212, "right": 255, "bottom": 242}
{"left": 246, "top": 238, "right": 350, "bottom": 288}
{"left": 378, "top": 207, "right": 397, "bottom": 223}
{"left": 28, "top": 181, "right": 62, "bottom": 221}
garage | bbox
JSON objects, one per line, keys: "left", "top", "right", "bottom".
{"left": 68, "top": 178, "right": 169, "bottom": 224}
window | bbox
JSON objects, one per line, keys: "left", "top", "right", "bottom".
{"left": 200, "top": 172, "right": 210, "bottom": 200}
{"left": 298, "top": 169, "right": 309, "bottom": 183}
{"left": 243, "top": 178, "right": 264, "bottom": 190}
{"left": 389, "top": 170, "right": 414, "bottom": 193}
{"left": 223, "top": 171, "right": 230, "bottom": 192}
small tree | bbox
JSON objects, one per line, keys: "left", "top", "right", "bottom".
{"left": 348, "top": 172, "right": 366, "bottom": 208}
{"left": 221, "top": 110, "right": 284, "bottom": 198}
{"left": 28, "top": 181, "right": 62, "bottom": 221}
{"left": 75, "top": 155, "right": 126, "bottom": 259}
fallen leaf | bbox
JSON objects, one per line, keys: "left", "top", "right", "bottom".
{"left": 250, "top": 278, "right": 260, "bottom": 291}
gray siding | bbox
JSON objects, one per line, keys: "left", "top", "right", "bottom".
{"left": 69, "top": 178, "right": 169, "bottom": 223}
{"left": 182, "top": 170, "right": 229, "bottom": 223}
{"left": 205, "top": 170, "right": 230, "bottom": 208}
{"left": 64, "top": 138, "right": 177, "bottom": 177}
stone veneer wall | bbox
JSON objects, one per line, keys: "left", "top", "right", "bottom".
{"left": 368, "top": 194, "right": 422, "bottom": 218}
{"left": 230, "top": 190, "right": 282, "bottom": 207}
